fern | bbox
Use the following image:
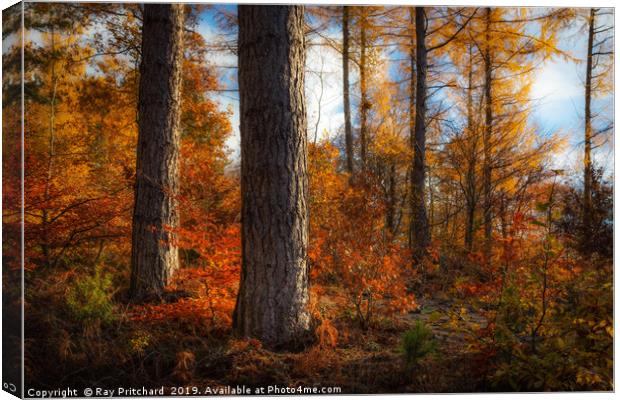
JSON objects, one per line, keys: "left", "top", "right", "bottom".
{"left": 66, "top": 267, "right": 115, "bottom": 325}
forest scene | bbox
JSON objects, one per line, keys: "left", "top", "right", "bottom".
{"left": 1, "top": 2, "right": 614, "bottom": 395}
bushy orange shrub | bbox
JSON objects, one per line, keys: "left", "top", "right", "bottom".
{"left": 308, "top": 142, "right": 415, "bottom": 329}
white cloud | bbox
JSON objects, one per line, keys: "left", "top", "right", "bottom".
{"left": 531, "top": 58, "right": 583, "bottom": 103}
{"left": 305, "top": 40, "right": 346, "bottom": 143}
{"left": 202, "top": 27, "right": 350, "bottom": 160}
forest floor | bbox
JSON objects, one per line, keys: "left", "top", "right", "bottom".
{"left": 25, "top": 277, "right": 496, "bottom": 394}
{"left": 186, "top": 285, "right": 492, "bottom": 394}
{"left": 24, "top": 261, "right": 613, "bottom": 394}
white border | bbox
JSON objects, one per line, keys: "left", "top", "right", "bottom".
{"left": 0, "top": 1, "right": 616, "bottom": 400}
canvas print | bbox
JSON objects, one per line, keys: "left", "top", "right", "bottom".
{"left": 1, "top": 2, "right": 614, "bottom": 397}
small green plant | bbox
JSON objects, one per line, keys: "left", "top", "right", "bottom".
{"left": 401, "top": 321, "right": 436, "bottom": 369}
{"left": 66, "top": 267, "right": 116, "bottom": 325}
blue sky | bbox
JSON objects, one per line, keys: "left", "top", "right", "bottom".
{"left": 198, "top": 6, "right": 614, "bottom": 176}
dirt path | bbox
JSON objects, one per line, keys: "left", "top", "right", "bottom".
{"left": 314, "top": 286, "right": 492, "bottom": 392}
{"left": 404, "top": 298, "right": 488, "bottom": 348}
{"left": 394, "top": 298, "right": 491, "bottom": 392}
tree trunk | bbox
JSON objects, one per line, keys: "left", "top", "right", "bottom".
{"left": 583, "top": 8, "right": 595, "bottom": 234}
{"left": 464, "top": 45, "right": 477, "bottom": 252}
{"left": 130, "top": 4, "right": 184, "bottom": 300}
{"left": 41, "top": 25, "right": 57, "bottom": 269}
{"left": 359, "top": 7, "right": 369, "bottom": 170}
{"left": 342, "top": 6, "right": 354, "bottom": 175}
{"left": 482, "top": 7, "right": 493, "bottom": 261}
{"left": 233, "top": 5, "right": 311, "bottom": 350}
{"left": 407, "top": 7, "right": 416, "bottom": 249}
{"left": 464, "top": 196, "right": 475, "bottom": 251}
{"left": 428, "top": 163, "right": 435, "bottom": 236}
{"left": 386, "top": 162, "right": 397, "bottom": 236}
{"left": 410, "top": 6, "right": 430, "bottom": 260}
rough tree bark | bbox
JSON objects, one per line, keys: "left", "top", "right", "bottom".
{"left": 410, "top": 6, "right": 430, "bottom": 259}
{"left": 583, "top": 8, "right": 595, "bottom": 234}
{"left": 342, "top": 6, "right": 354, "bottom": 175}
{"left": 482, "top": 7, "right": 493, "bottom": 261}
{"left": 359, "top": 7, "right": 369, "bottom": 170}
{"left": 130, "top": 4, "right": 184, "bottom": 300}
{"left": 233, "top": 5, "right": 311, "bottom": 349}
{"left": 407, "top": 7, "right": 416, "bottom": 249}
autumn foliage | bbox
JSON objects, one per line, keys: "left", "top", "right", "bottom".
{"left": 308, "top": 143, "right": 415, "bottom": 329}
{"left": 2, "top": 3, "right": 613, "bottom": 394}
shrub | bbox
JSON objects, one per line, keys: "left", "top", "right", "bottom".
{"left": 315, "top": 318, "right": 338, "bottom": 348}
{"left": 307, "top": 142, "right": 415, "bottom": 330}
{"left": 401, "top": 321, "right": 436, "bottom": 369}
{"left": 66, "top": 267, "right": 116, "bottom": 326}
{"left": 128, "top": 330, "right": 151, "bottom": 356}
